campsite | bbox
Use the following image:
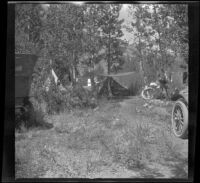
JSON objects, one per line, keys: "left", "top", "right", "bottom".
{"left": 14, "top": 3, "right": 189, "bottom": 179}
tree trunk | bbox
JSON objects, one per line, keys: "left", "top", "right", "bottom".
{"left": 154, "top": 6, "right": 165, "bottom": 71}
{"left": 72, "top": 51, "right": 79, "bottom": 86}
{"left": 157, "top": 31, "right": 165, "bottom": 70}
{"left": 71, "top": 51, "right": 75, "bottom": 86}
{"left": 107, "top": 33, "right": 112, "bottom": 98}
{"left": 138, "top": 37, "right": 145, "bottom": 82}
{"left": 107, "top": 33, "right": 111, "bottom": 74}
{"left": 88, "top": 54, "right": 95, "bottom": 90}
{"left": 107, "top": 77, "right": 113, "bottom": 98}
{"left": 71, "top": 65, "right": 75, "bottom": 86}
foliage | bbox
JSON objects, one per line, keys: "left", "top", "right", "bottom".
{"left": 15, "top": 4, "right": 188, "bottom": 112}
{"left": 15, "top": 4, "right": 126, "bottom": 86}
{"left": 121, "top": 45, "right": 141, "bottom": 73}
{"left": 43, "top": 82, "right": 97, "bottom": 114}
{"left": 15, "top": 4, "right": 44, "bottom": 54}
{"left": 96, "top": 4, "right": 126, "bottom": 74}
{"left": 15, "top": 99, "right": 50, "bottom": 132}
{"left": 126, "top": 4, "right": 188, "bottom": 81}
{"left": 29, "top": 56, "right": 97, "bottom": 115}
{"left": 71, "top": 84, "right": 97, "bottom": 108}
{"left": 40, "top": 4, "right": 86, "bottom": 83}
{"left": 163, "top": 4, "right": 188, "bottom": 63}
{"left": 80, "top": 4, "right": 106, "bottom": 88}
{"left": 30, "top": 57, "right": 51, "bottom": 103}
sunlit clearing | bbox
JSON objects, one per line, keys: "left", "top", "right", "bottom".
{"left": 72, "top": 1, "right": 85, "bottom": 6}
{"left": 41, "top": 4, "right": 50, "bottom": 10}
{"left": 122, "top": 4, "right": 129, "bottom": 10}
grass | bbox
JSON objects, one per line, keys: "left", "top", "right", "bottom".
{"left": 15, "top": 97, "right": 188, "bottom": 178}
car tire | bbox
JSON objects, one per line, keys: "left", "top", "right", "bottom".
{"left": 171, "top": 100, "right": 188, "bottom": 139}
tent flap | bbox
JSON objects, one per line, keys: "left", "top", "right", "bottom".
{"left": 99, "top": 72, "right": 142, "bottom": 90}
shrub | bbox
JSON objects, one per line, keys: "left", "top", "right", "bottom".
{"left": 30, "top": 57, "right": 98, "bottom": 114}
{"left": 43, "top": 83, "right": 71, "bottom": 114}
{"left": 15, "top": 97, "right": 36, "bottom": 131}
{"left": 15, "top": 100, "right": 50, "bottom": 132}
{"left": 125, "top": 123, "right": 152, "bottom": 168}
{"left": 110, "top": 122, "right": 154, "bottom": 170}
{"left": 71, "top": 84, "right": 97, "bottom": 108}
{"left": 42, "top": 82, "right": 97, "bottom": 114}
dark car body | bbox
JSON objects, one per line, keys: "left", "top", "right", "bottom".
{"left": 178, "top": 87, "right": 188, "bottom": 104}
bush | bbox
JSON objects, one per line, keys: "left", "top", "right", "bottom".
{"left": 15, "top": 97, "right": 36, "bottom": 131}
{"left": 71, "top": 84, "right": 97, "bottom": 108}
{"left": 42, "top": 82, "right": 97, "bottom": 114}
{"left": 44, "top": 84, "right": 68, "bottom": 114}
{"left": 15, "top": 100, "right": 51, "bottom": 132}
{"left": 30, "top": 57, "right": 98, "bottom": 114}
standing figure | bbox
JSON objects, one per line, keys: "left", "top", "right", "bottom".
{"left": 158, "top": 69, "right": 169, "bottom": 99}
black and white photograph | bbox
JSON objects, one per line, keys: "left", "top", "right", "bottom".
{"left": 14, "top": 2, "right": 190, "bottom": 179}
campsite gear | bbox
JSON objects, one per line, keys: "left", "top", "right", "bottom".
{"left": 142, "top": 71, "right": 175, "bottom": 100}
{"left": 141, "top": 81, "right": 162, "bottom": 100}
{"left": 98, "top": 72, "right": 143, "bottom": 97}
{"left": 171, "top": 87, "right": 188, "bottom": 139}
{"left": 141, "top": 80, "right": 184, "bottom": 101}
{"left": 87, "top": 78, "right": 91, "bottom": 87}
{"left": 44, "top": 59, "right": 67, "bottom": 92}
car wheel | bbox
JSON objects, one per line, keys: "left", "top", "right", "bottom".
{"left": 171, "top": 100, "right": 188, "bottom": 139}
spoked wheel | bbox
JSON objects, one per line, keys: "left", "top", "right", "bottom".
{"left": 141, "top": 87, "right": 155, "bottom": 100}
{"left": 171, "top": 100, "right": 188, "bottom": 139}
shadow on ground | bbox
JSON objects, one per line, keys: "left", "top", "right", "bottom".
{"left": 162, "top": 156, "right": 188, "bottom": 178}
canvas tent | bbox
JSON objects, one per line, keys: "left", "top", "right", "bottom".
{"left": 98, "top": 72, "right": 143, "bottom": 97}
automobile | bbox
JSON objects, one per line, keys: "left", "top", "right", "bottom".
{"left": 171, "top": 87, "right": 188, "bottom": 139}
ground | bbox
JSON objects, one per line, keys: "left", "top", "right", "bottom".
{"left": 15, "top": 96, "right": 188, "bottom": 178}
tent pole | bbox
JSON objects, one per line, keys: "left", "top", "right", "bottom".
{"left": 107, "top": 77, "right": 113, "bottom": 99}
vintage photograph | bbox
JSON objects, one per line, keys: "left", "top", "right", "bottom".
{"left": 15, "top": 2, "right": 188, "bottom": 178}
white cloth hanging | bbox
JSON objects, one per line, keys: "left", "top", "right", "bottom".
{"left": 51, "top": 69, "right": 58, "bottom": 84}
